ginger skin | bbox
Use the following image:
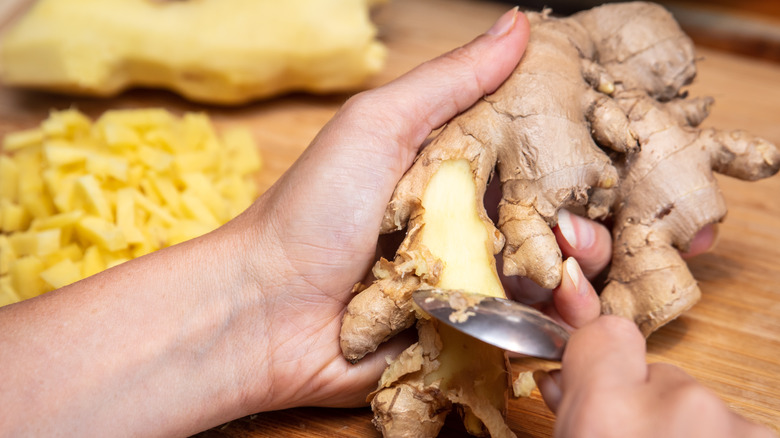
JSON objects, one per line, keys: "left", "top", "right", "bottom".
{"left": 575, "top": 2, "right": 780, "bottom": 335}
{"left": 599, "top": 91, "right": 779, "bottom": 335}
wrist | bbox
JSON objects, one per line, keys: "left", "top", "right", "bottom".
{"left": 135, "top": 221, "right": 274, "bottom": 434}
{"left": 204, "top": 198, "right": 290, "bottom": 415}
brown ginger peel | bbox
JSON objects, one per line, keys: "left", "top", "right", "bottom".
{"left": 576, "top": 2, "right": 780, "bottom": 336}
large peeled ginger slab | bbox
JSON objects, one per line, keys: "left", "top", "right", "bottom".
{"left": 0, "top": 0, "right": 387, "bottom": 104}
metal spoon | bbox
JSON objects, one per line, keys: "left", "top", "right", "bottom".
{"left": 412, "top": 288, "right": 569, "bottom": 360}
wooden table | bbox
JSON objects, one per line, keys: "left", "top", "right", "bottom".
{"left": 2, "top": 0, "right": 779, "bottom": 436}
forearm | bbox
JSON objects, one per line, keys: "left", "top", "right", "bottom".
{"left": 0, "top": 218, "right": 266, "bottom": 437}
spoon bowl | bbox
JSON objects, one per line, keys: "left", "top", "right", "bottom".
{"left": 412, "top": 289, "right": 569, "bottom": 360}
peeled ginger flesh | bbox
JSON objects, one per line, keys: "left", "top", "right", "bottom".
{"left": 0, "top": 108, "right": 262, "bottom": 306}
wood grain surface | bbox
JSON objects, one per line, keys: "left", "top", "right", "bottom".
{"left": 1, "top": 0, "right": 779, "bottom": 437}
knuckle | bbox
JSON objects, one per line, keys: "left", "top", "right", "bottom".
{"left": 670, "top": 382, "right": 722, "bottom": 412}
{"left": 341, "top": 89, "right": 377, "bottom": 115}
{"left": 435, "top": 45, "right": 485, "bottom": 95}
{"left": 441, "top": 44, "right": 479, "bottom": 69}
{"left": 338, "top": 90, "right": 403, "bottom": 139}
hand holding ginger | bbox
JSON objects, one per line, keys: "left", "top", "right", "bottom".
{"left": 0, "top": 11, "right": 533, "bottom": 436}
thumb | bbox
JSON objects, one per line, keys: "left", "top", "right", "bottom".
{"left": 262, "top": 8, "right": 529, "bottom": 288}
{"left": 319, "top": 7, "right": 530, "bottom": 169}
{"left": 335, "top": 6, "right": 531, "bottom": 165}
{"left": 292, "top": 6, "right": 530, "bottom": 230}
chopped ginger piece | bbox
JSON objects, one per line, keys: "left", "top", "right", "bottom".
{"left": 512, "top": 371, "right": 537, "bottom": 398}
{"left": 0, "top": 108, "right": 262, "bottom": 305}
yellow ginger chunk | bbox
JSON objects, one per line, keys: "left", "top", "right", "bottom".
{"left": 100, "top": 120, "right": 141, "bottom": 148}
{"left": 223, "top": 128, "right": 263, "bottom": 175}
{"left": 31, "top": 210, "right": 84, "bottom": 231}
{"left": 40, "top": 258, "right": 81, "bottom": 289}
{"left": 9, "top": 229, "right": 61, "bottom": 257}
{"left": 115, "top": 189, "right": 144, "bottom": 245}
{"left": 0, "top": 156, "right": 19, "bottom": 201}
{"left": 181, "top": 173, "right": 227, "bottom": 222}
{"left": 80, "top": 246, "right": 105, "bottom": 278}
{"left": 0, "top": 0, "right": 386, "bottom": 104}
{"left": 44, "top": 244, "right": 83, "bottom": 267}
{"left": 3, "top": 129, "right": 43, "bottom": 152}
{"left": 86, "top": 153, "right": 129, "bottom": 182}
{"left": 43, "top": 140, "right": 89, "bottom": 167}
{"left": 0, "top": 276, "right": 21, "bottom": 307}
{"left": 180, "top": 193, "right": 219, "bottom": 228}
{"left": 76, "top": 216, "right": 127, "bottom": 252}
{"left": 1, "top": 199, "right": 29, "bottom": 232}
{"left": 76, "top": 174, "right": 114, "bottom": 221}
{"left": 9, "top": 256, "right": 47, "bottom": 300}
{"left": 0, "top": 235, "right": 15, "bottom": 275}
{"left": 41, "top": 109, "right": 91, "bottom": 138}
{"left": 0, "top": 108, "right": 262, "bottom": 305}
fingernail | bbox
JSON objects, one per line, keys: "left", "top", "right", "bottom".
{"left": 487, "top": 6, "right": 519, "bottom": 37}
{"left": 548, "top": 369, "right": 563, "bottom": 387}
{"left": 709, "top": 223, "right": 720, "bottom": 249}
{"left": 557, "top": 209, "right": 578, "bottom": 249}
{"left": 532, "top": 369, "right": 549, "bottom": 387}
{"left": 534, "top": 369, "right": 563, "bottom": 412}
{"left": 682, "top": 223, "right": 720, "bottom": 258}
{"left": 557, "top": 209, "right": 594, "bottom": 250}
{"left": 565, "top": 258, "right": 587, "bottom": 296}
{"left": 532, "top": 370, "right": 561, "bottom": 395}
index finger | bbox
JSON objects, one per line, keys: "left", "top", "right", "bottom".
{"left": 681, "top": 224, "right": 718, "bottom": 259}
{"left": 554, "top": 209, "right": 612, "bottom": 280}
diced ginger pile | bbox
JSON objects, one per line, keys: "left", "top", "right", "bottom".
{"left": 0, "top": 108, "right": 262, "bottom": 306}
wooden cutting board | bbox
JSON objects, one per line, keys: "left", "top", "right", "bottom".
{"left": 1, "top": 0, "right": 778, "bottom": 436}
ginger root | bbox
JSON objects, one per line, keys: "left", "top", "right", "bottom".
{"left": 341, "top": 5, "right": 637, "bottom": 367}
{"left": 366, "top": 159, "right": 515, "bottom": 438}
{"left": 575, "top": 3, "right": 780, "bottom": 335}
{"left": 0, "top": 0, "right": 385, "bottom": 104}
{"left": 341, "top": 2, "right": 779, "bottom": 437}
{"left": 342, "top": 5, "right": 637, "bottom": 437}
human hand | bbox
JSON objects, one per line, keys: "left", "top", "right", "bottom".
{"left": 530, "top": 218, "right": 772, "bottom": 438}
{"left": 233, "top": 7, "right": 531, "bottom": 413}
{"left": 535, "top": 315, "right": 778, "bottom": 438}
{"left": 235, "top": 0, "right": 727, "bottom": 417}
{"left": 242, "top": 0, "right": 726, "bottom": 415}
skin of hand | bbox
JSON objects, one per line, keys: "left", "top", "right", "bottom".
{"left": 536, "top": 218, "right": 777, "bottom": 438}
{"left": 536, "top": 315, "right": 779, "bottom": 438}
